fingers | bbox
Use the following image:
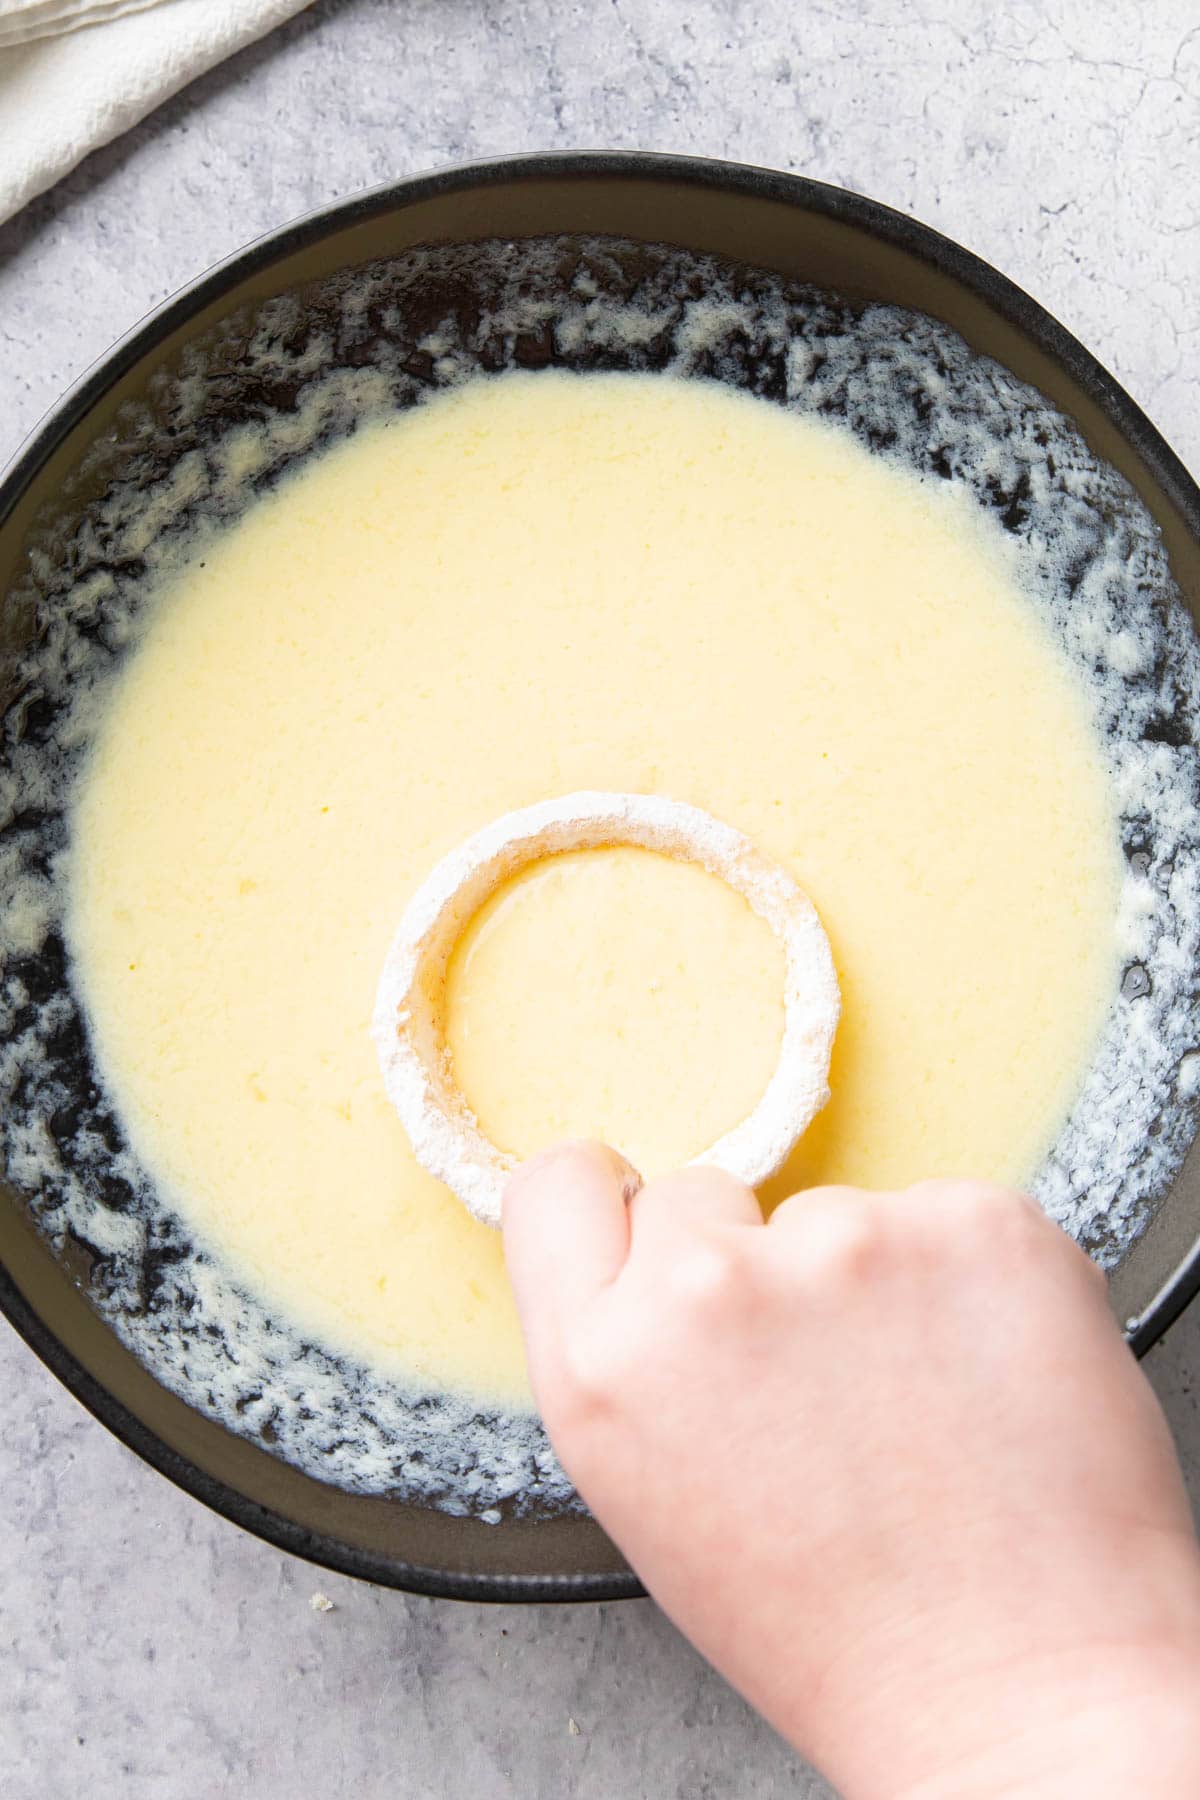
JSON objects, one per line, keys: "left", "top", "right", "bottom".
{"left": 767, "top": 1183, "right": 868, "bottom": 1232}
{"left": 630, "top": 1163, "right": 763, "bottom": 1243}
{"left": 502, "top": 1140, "right": 638, "bottom": 1359}
{"left": 769, "top": 1178, "right": 1102, "bottom": 1293}
{"left": 769, "top": 1178, "right": 1039, "bottom": 1232}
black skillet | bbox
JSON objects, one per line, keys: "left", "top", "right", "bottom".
{"left": 1, "top": 153, "right": 1198, "bottom": 1602}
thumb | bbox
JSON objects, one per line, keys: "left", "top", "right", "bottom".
{"left": 502, "top": 1139, "right": 638, "bottom": 1375}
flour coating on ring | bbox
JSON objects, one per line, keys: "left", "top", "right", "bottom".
{"left": 372, "top": 792, "right": 841, "bottom": 1227}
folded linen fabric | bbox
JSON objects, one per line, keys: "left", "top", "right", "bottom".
{"left": 0, "top": 0, "right": 311, "bottom": 224}
{"left": 0, "top": 2, "right": 167, "bottom": 50}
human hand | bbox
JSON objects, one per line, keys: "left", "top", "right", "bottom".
{"left": 503, "top": 1144, "right": 1200, "bottom": 1799}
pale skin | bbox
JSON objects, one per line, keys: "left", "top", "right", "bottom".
{"left": 502, "top": 1144, "right": 1200, "bottom": 1799}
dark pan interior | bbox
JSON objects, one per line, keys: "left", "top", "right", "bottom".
{"left": 2, "top": 152, "right": 1199, "bottom": 1600}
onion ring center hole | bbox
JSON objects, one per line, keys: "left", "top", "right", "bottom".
{"left": 441, "top": 844, "right": 787, "bottom": 1177}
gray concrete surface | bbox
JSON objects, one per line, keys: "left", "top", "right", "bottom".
{"left": 1, "top": 2, "right": 1199, "bottom": 1795}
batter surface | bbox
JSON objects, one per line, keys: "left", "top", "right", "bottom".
{"left": 444, "top": 844, "right": 788, "bottom": 1179}
{"left": 67, "top": 370, "right": 1122, "bottom": 1408}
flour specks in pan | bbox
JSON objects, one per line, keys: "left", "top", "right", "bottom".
{"left": 0, "top": 237, "right": 1198, "bottom": 1516}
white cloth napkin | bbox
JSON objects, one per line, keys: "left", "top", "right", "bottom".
{"left": 0, "top": 1, "right": 166, "bottom": 48}
{"left": 0, "top": 0, "right": 311, "bottom": 224}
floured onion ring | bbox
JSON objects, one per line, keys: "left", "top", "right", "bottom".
{"left": 372, "top": 792, "right": 841, "bottom": 1228}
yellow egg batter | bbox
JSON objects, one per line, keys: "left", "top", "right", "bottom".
{"left": 444, "top": 845, "right": 787, "bottom": 1175}
{"left": 67, "top": 370, "right": 1121, "bottom": 1408}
